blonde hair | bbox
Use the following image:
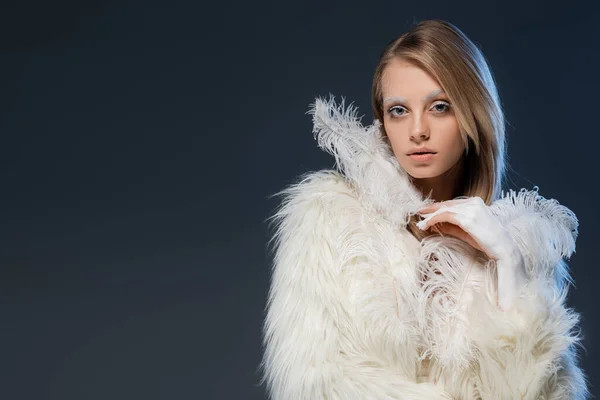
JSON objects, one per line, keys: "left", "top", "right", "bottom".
{"left": 371, "top": 20, "right": 507, "bottom": 239}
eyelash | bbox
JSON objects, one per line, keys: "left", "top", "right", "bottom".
{"left": 386, "top": 101, "right": 452, "bottom": 118}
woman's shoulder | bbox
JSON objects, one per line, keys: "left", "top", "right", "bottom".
{"left": 490, "top": 187, "right": 578, "bottom": 276}
{"left": 268, "top": 169, "right": 374, "bottom": 249}
{"left": 272, "top": 169, "right": 362, "bottom": 218}
{"left": 490, "top": 187, "right": 577, "bottom": 236}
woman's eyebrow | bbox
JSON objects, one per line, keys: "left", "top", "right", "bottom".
{"left": 383, "top": 89, "right": 446, "bottom": 106}
{"left": 423, "top": 89, "right": 445, "bottom": 102}
{"left": 383, "top": 96, "right": 406, "bottom": 105}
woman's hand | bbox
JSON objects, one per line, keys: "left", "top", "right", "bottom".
{"left": 417, "top": 197, "right": 527, "bottom": 311}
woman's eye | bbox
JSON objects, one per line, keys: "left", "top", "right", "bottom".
{"left": 387, "top": 106, "right": 406, "bottom": 117}
{"left": 431, "top": 101, "right": 451, "bottom": 113}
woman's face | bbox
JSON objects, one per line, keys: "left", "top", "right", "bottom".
{"left": 380, "top": 58, "right": 464, "bottom": 180}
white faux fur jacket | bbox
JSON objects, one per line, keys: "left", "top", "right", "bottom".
{"left": 262, "top": 97, "right": 589, "bottom": 399}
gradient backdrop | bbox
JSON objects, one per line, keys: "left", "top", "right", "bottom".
{"left": 1, "top": 0, "right": 598, "bottom": 399}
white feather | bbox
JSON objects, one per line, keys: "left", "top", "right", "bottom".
{"left": 308, "top": 95, "right": 429, "bottom": 226}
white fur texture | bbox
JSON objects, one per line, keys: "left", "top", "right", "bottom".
{"left": 262, "top": 97, "right": 589, "bottom": 399}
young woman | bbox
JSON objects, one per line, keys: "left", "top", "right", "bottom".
{"left": 262, "top": 20, "right": 588, "bottom": 399}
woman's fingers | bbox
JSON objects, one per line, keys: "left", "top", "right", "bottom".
{"left": 418, "top": 198, "right": 471, "bottom": 214}
{"left": 435, "top": 222, "right": 481, "bottom": 251}
{"left": 420, "top": 211, "right": 462, "bottom": 231}
{"left": 420, "top": 212, "right": 488, "bottom": 255}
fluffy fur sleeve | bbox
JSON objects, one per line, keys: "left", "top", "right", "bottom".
{"left": 466, "top": 189, "right": 589, "bottom": 399}
{"left": 452, "top": 189, "right": 589, "bottom": 399}
{"left": 262, "top": 171, "right": 452, "bottom": 400}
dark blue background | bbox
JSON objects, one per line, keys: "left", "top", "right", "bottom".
{"left": 1, "top": 0, "right": 597, "bottom": 398}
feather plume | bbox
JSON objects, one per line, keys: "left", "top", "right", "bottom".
{"left": 308, "top": 95, "right": 428, "bottom": 226}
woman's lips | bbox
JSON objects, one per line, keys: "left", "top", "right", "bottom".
{"left": 408, "top": 153, "right": 436, "bottom": 162}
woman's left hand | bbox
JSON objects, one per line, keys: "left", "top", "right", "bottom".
{"left": 417, "top": 197, "right": 527, "bottom": 311}
{"left": 417, "top": 197, "right": 509, "bottom": 261}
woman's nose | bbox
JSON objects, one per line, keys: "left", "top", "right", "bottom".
{"left": 410, "top": 115, "right": 430, "bottom": 141}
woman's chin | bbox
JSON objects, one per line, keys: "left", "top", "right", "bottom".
{"left": 406, "top": 170, "right": 441, "bottom": 180}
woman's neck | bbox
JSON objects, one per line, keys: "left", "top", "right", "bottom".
{"left": 411, "top": 159, "right": 465, "bottom": 202}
